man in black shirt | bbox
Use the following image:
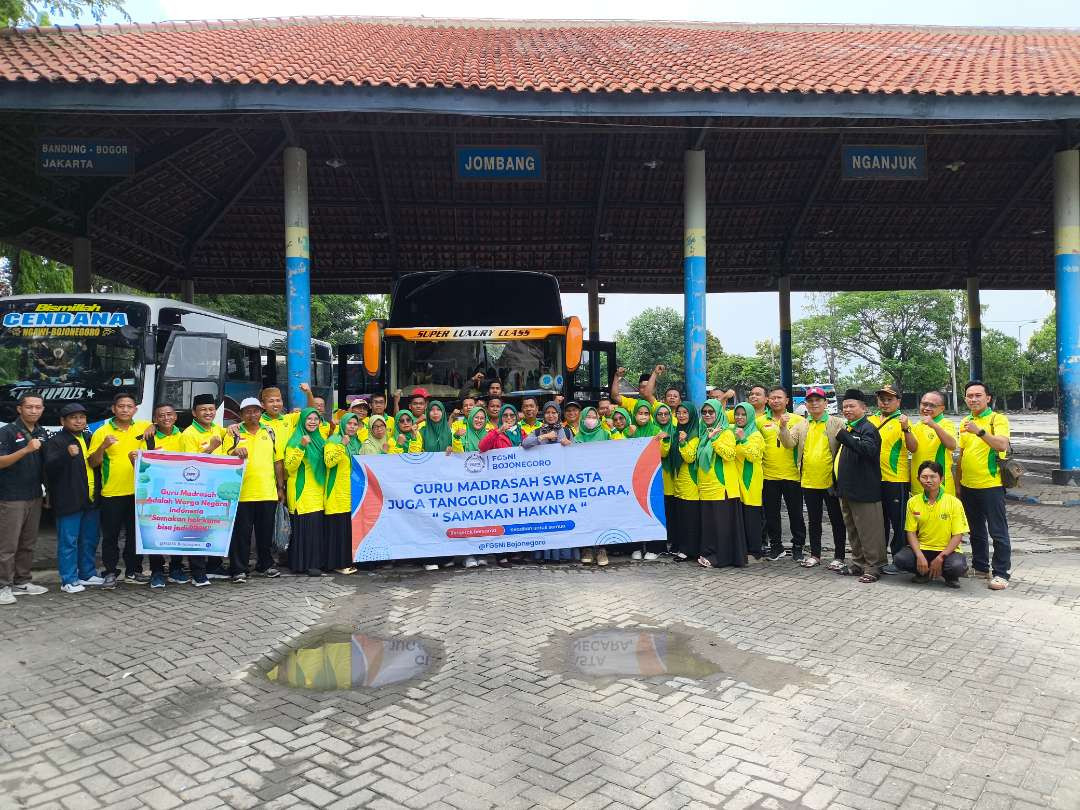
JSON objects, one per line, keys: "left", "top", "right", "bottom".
{"left": 0, "top": 395, "right": 49, "bottom": 604}
{"left": 834, "top": 389, "right": 886, "bottom": 584}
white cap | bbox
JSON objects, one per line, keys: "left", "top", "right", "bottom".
{"left": 239, "top": 397, "right": 264, "bottom": 411}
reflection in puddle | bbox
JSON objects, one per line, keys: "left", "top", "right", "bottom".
{"left": 570, "top": 630, "right": 721, "bottom": 679}
{"left": 264, "top": 633, "right": 433, "bottom": 691}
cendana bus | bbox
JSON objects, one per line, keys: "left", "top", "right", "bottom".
{"left": 0, "top": 293, "right": 333, "bottom": 430}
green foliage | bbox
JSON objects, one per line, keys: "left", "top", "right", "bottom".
{"left": 3, "top": 0, "right": 127, "bottom": 27}
{"left": 1024, "top": 311, "right": 1057, "bottom": 395}
{"left": 195, "top": 294, "right": 388, "bottom": 346}
{"left": 0, "top": 245, "right": 72, "bottom": 295}
{"left": 982, "top": 328, "right": 1023, "bottom": 407}
{"left": 611, "top": 307, "right": 723, "bottom": 389}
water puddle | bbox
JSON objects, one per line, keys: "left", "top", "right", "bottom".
{"left": 262, "top": 629, "right": 438, "bottom": 691}
{"left": 543, "top": 623, "right": 822, "bottom": 693}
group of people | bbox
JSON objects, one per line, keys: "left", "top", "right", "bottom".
{"left": 0, "top": 363, "right": 1014, "bottom": 603}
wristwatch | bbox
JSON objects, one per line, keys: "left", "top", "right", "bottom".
{"left": 977, "top": 428, "right": 987, "bottom": 437}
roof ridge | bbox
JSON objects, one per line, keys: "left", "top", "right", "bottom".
{"left": 5, "top": 15, "right": 1080, "bottom": 38}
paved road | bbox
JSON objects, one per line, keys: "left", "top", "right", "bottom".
{"left": 3, "top": 541, "right": 1080, "bottom": 810}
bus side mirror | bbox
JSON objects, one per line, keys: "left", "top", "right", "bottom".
{"left": 563, "top": 316, "right": 583, "bottom": 373}
{"left": 363, "top": 320, "right": 384, "bottom": 378}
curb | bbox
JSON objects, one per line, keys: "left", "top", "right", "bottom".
{"left": 1005, "top": 492, "right": 1080, "bottom": 507}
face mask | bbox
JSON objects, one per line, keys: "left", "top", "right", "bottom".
{"left": 583, "top": 417, "right": 599, "bottom": 430}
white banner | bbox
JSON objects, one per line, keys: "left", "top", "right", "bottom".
{"left": 347, "top": 438, "right": 667, "bottom": 561}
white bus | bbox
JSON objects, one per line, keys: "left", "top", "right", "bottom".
{"left": 0, "top": 293, "right": 333, "bottom": 430}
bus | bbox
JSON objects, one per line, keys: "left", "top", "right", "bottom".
{"left": 342, "top": 270, "right": 608, "bottom": 407}
{"left": 791, "top": 383, "right": 838, "bottom": 416}
{"left": 0, "top": 293, "right": 333, "bottom": 430}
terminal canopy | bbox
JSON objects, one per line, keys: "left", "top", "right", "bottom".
{"left": 1, "top": 18, "right": 1078, "bottom": 295}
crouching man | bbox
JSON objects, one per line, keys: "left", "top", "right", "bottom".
{"left": 895, "top": 460, "right": 969, "bottom": 588}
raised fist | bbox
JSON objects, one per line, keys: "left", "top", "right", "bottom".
{"left": 67, "top": 443, "right": 81, "bottom": 457}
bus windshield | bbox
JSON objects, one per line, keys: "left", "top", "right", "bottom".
{"left": 0, "top": 299, "right": 148, "bottom": 424}
{"left": 391, "top": 337, "right": 562, "bottom": 399}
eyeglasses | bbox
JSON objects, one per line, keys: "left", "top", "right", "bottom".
{"left": 919, "top": 401, "right": 938, "bottom": 407}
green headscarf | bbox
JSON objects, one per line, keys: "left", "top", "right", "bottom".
{"left": 286, "top": 407, "right": 327, "bottom": 498}
{"left": 695, "top": 398, "right": 730, "bottom": 481}
{"left": 420, "top": 400, "right": 453, "bottom": 452}
{"left": 395, "top": 411, "right": 415, "bottom": 444}
{"left": 462, "top": 406, "right": 489, "bottom": 452}
{"left": 732, "top": 401, "right": 760, "bottom": 489}
{"left": 670, "top": 402, "right": 700, "bottom": 477}
{"left": 655, "top": 403, "right": 679, "bottom": 475}
{"left": 360, "top": 415, "right": 389, "bottom": 455}
{"left": 631, "top": 401, "right": 661, "bottom": 438}
{"left": 329, "top": 413, "right": 364, "bottom": 455}
{"left": 498, "top": 403, "right": 523, "bottom": 446}
{"left": 574, "top": 406, "right": 610, "bottom": 443}
{"left": 609, "top": 407, "right": 632, "bottom": 438}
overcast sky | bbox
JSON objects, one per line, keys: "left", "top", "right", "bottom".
{"left": 50, "top": 0, "right": 1068, "bottom": 352}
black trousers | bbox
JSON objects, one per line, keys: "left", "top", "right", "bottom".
{"left": 893, "top": 546, "right": 967, "bottom": 582}
{"left": 800, "top": 487, "right": 846, "bottom": 560}
{"left": 150, "top": 554, "right": 205, "bottom": 577}
{"left": 881, "top": 481, "right": 909, "bottom": 556}
{"left": 228, "top": 500, "right": 276, "bottom": 575}
{"left": 959, "top": 486, "right": 1011, "bottom": 580}
{"left": 762, "top": 479, "right": 805, "bottom": 555}
{"left": 100, "top": 494, "right": 139, "bottom": 576}
{"left": 742, "top": 504, "right": 764, "bottom": 559}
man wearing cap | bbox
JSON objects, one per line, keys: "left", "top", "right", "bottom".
{"left": 44, "top": 403, "right": 104, "bottom": 594}
{"left": 258, "top": 382, "right": 316, "bottom": 433}
{"left": 870, "top": 385, "right": 918, "bottom": 573}
{"left": 780, "top": 386, "right": 845, "bottom": 567}
{"left": 562, "top": 401, "right": 583, "bottom": 435}
{"left": 0, "top": 394, "right": 49, "bottom": 604}
{"left": 834, "top": 389, "right": 886, "bottom": 583}
{"left": 182, "top": 394, "right": 230, "bottom": 584}
{"left": 226, "top": 397, "right": 285, "bottom": 583}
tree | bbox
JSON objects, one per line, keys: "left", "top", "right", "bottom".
{"left": 611, "top": 307, "right": 722, "bottom": 390}
{"left": 792, "top": 291, "right": 955, "bottom": 395}
{"left": 0, "top": 247, "right": 72, "bottom": 295}
{"left": 3, "top": 0, "right": 125, "bottom": 27}
{"left": 196, "top": 294, "right": 389, "bottom": 345}
{"left": 1024, "top": 311, "right": 1057, "bottom": 400}
{"left": 982, "top": 328, "right": 1022, "bottom": 409}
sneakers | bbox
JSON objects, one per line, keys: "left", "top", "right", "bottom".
{"left": 596, "top": 549, "right": 609, "bottom": 567}
{"left": 791, "top": 550, "right": 805, "bottom": 563}
{"left": 945, "top": 579, "right": 961, "bottom": 589}
{"left": 911, "top": 574, "right": 929, "bottom": 584}
{"left": 675, "top": 552, "right": 688, "bottom": 561}
{"left": 826, "top": 559, "right": 845, "bottom": 572}
{"left": 970, "top": 568, "right": 991, "bottom": 580}
{"left": 256, "top": 567, "right": 281, "bottom": 578}
{"left": 881, "top": 563, "right": 900, "bottom": 576}
{"left": 231, "top": 572, "right": 248, "bottom": 583}
{"left": 206, "top": 570, "right": 231, "bottom": 580}
{"left": 13, "top": 582, "right": 47, "bottom": 596}
{"left": 463, "top": 556, "right": 478, "bottom": 568}
{"left": 102, "top": 573, "right": 118, "bottom": 590}
{"left": 767, "top": 549, "right": 789, "bottom": 561}
{"left": 989, "top": 576, "right": 1009, "bottom": 591}
{"left": 191, "top": 575, "right": 211, "bottom": 587}
{"left": 631, "top": 550, "right": 643, "bottom": 561}
{"left": 150, "top": 573, "right": 166, "bottom": 589}
{"left": 643, "top": 552, "right": 660, "bottom": 561}
{"left": 61, "top": 583, "right": 85, "bottom": 594}
{"left": 0, "top": 586, "right": 15, "bottom": 605}
{"left": 167, "top": 570, "right": 190, "bottom": 584}
{"left": 423, "top": 564, "right": 439, "bottom": 571}
{"left": 581, "top": 549, "right": 594, "bottom": 564}
{"left": 124, "top": 571, "right": 150, "bottom": 585}
{"left": 79, "top": 575, "right": 105, "bottom": 586}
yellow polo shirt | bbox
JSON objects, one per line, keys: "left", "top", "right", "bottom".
{"left": 88, "top": 419, "right": 152, "bottom": 497}
{"left": 260, "top": 411, "right": 299, "bottom": 432}
{"left": 869, "top": 412, "right": 910, "bottom": 484}
{"left": 757, "top": 411, "right": 803, "bottom": 482}
{"left": 910, "top": 415, "right": 958, "bottom": 496}
{"left": 233, "top": 425, "right": 285, "bottom": 502}
{"left": 904, "top": 491, "right": 969, "bottom": 552}
{"left": 138, "top": 427, "right": 184, "bottom": 453}
{"left": 801, "top": 418, "right": 833, "bottom": 490}
{"left": 959, "top": 410, "right": 1010, "bottom": 489}
{"left": 182, "top": 422, "right": 230, "bottom": 455}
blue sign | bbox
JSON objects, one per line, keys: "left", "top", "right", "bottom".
{"left": 841, "top": 145, "right": 926, "bottom": 180}
{"left": 38, "top": 138, "right": 133, "bottom": 176}
{"left": 455, "top": 146, "right": 543, "bottom": 182}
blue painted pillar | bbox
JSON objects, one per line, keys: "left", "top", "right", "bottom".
{"left": 778, "top": 275, "right": 793, "bottom": 394}
{"left": 284, "top": 146, "right": 311, "bottom": 412}
{"left": 967, "top": 276, "right": 983, "bottom": 381}
{"left": 683, "top": 149, "right": 706, "bottom": 405}
{"left": 1054, "top": 148, "right": 1080, "bottom": 484}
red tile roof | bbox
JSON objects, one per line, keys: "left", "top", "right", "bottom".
{"left": 1, "top": 17, "right": 1079, "bottom": 96}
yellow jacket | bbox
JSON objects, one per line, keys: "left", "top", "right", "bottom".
{"left": 735, "top": 432, "right": 765, "bottom": 506}
{"left": 674, "top": 436, "right": 699, "bottom": 500}
{"left": 284, "top": 447, "right": 325, "bottom": 515}
{"left": 697, "top": 431, "right": 739, "bottom": 501}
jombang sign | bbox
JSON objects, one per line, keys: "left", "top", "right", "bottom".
{"left": 348, "top": 439, "right": 666, "bottom": 561}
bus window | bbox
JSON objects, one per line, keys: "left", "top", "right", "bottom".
{"left": 226, "top": 341, "right": 259, "bottom": 381}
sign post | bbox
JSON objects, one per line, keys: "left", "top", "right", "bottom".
{"left": 841, "top": 145, "right": 927, "bottom": 180}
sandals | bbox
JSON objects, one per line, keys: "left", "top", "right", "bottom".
{"left": 697, "top": 557, "right": 713, "bottom": 569}
{"left": 826, "top": 559, "right": 845, "bottom": 572}
{"left": 799, "top": 556, "right": 820, "bottom": 568}
{"left": 858, "top": 573, "right": 879, "bottom": 584}
{"left": 837, "top": 565, "right": 861, "bottom": 576}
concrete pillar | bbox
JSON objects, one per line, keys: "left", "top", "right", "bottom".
{"left": 966, "top": 276, "right": 983, "bottom": 381}
{"left": 1053, "top": 149, "right": 1080, "bottom": 484}
{"left": 778, "top": 275, "right": 793, "bottom": 395}
{"left": 683, "top": 149, "right": 706, "bottom": 405}
{"left": 587, "top": 278, "right": 601, "bottom": 391}
{"left": 180, "top": 279, "right": 195, "bottom": 304}
{"left": 72, "top": 237, "right": 91, "bottom": 293}
{"left": 284, "top": 146, "right": 311, "bottom": 412}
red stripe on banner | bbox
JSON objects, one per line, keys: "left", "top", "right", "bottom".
{"left": 140, "top": 451, "right": 243, "bottom": 466}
